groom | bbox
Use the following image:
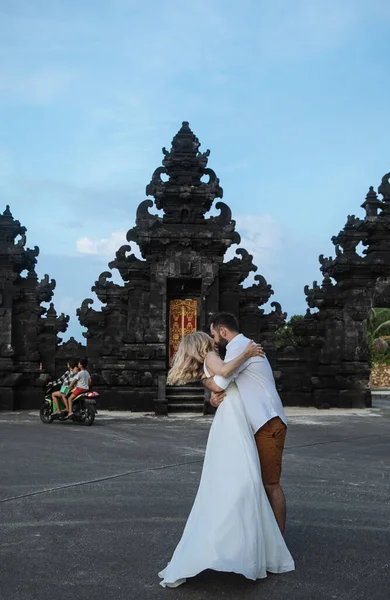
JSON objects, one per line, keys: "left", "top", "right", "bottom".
{"left": 202, "top": 312, "right": 288, "bottom": 535}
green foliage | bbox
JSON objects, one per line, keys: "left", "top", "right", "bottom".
{"left": 275, "top": 315, "right": 304, "bottom": 349}
{"left": 367, "top": 308, "right": 390, "bottom": 366}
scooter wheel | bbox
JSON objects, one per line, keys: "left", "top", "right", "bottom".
{"left": 40, "top": 404, "right": 53, "bottom": 424}
{"left": 82, "top": 405, "right": 96, "bottom": 426}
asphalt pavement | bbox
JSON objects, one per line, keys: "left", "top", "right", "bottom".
{"left": 0, "top": 401, "right": 389, "bottom": 600}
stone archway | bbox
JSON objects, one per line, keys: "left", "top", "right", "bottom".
{"left": 278, "top": 174, "right": 390, "bottom": 409}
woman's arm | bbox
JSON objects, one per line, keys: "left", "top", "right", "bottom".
{"left": 69, "top": 373, "right": 79, "bottom": 390}
{"left": 51, "top": 372, "right": 66, "bottom": 387}
{"left": 205, "top": 341, "right": 262, "bottom": 378}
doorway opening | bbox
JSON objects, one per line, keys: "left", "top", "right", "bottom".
{"left": 167, "top": 279, "right": 202, "bottom": 367}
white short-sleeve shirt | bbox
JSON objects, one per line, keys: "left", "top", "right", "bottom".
{"left": 73, "top": 370, "right": 90, "bottom": 390}
{"left": 213, "top": 334, "right": 287, "bottom": 433}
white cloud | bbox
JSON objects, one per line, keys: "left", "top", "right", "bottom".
{"left": 226, "top": 214, "right": 282, "bottom": 284}
{"left": 75, "top": 215, "right": 281, "bottom": 277}
{"left": 76, "top": 230, "right": 144, "bottom": 261}
{"left": 76, "top": 230, "right": 127, "bottom": 257}
{"left": 0, "top": 67, "right": 78, "bottom": 106}
{"left": 2, "top": 0, "right": 386, "bottom": 188}
{"left": 51, "top": 295, "right": 79, "bottom": 318}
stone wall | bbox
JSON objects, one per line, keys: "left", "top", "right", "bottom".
{"left": 371, "top": 365, "right": 390, "bottom": 389}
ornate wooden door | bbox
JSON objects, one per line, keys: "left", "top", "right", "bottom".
{"left": 169, "top": 299, "right": 197, "bottom": 365}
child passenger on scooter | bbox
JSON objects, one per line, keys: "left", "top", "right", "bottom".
{"left": 51, "top": 360, "right": 79, "bottom": 415}
{"left": 67, "top": 358, "right": 91, "bottom": 419}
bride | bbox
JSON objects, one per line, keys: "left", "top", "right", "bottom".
{"left": 159, "top": 332, "right": 295, "bottom": 588}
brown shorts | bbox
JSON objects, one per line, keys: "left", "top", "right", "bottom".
{"left": 254, "top": 417, "right": 287, "bottom": 485}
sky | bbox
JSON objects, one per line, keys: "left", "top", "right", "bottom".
{"left": 1, "top": 0, "right": 390, "bottom": 342}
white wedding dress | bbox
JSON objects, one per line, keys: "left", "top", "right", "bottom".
{"left": 158, "top": 364, "right": 295, "bottom": 587}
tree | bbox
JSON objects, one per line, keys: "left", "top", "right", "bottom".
{"left": 275, "top": 315, "right": 304, "bottom": 349}
{"left": 367, "top": 308, "right": 390, "bottom": 366}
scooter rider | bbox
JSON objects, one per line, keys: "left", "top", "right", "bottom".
{"left": 49, "top": 359, "right": 79, "bottom": 415}
{"left": 67, "top": 358, "right": 91, "bottom": 419}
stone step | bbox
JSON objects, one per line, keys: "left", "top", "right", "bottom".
{"left": 166, "top": 388, "right": 204, "bottom": 397}
{"left": 165, "top": 385, "right": 207, "bottom": 413}
{"left": 168, "top": 402, "right": 204, "bottom": 413}
{"left": 167, "top": 395, "right": 205, "bottom": 405}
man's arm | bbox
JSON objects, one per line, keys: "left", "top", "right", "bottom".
{"left": 201, "top": 376, "right": 225, "bottom": 392}
{"left": 201, "top": 368, "right": 241, "bottom": 393}
{"left": 206, "top": 343, "right": 263, "bottom": 378}
{"left": 202, "top": 346, "right": 255, "bottom": 392}
{"left": 213, "top": 353, "right": 267, "bottom": 391}
{"left": 204, "top": 340, "right": 264, "bottom": 406}
{"left": 201, "top": 345, "right": 234, "bottom": 393}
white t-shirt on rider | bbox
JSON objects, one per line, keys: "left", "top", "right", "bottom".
{"left": 73, "top": 369, "right": 90, "bottom": 390}
{"left": 213, "top": 334, "right": 287, "bottom": 434}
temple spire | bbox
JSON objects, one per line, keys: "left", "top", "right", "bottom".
{"left": 146, "top": 121, "right": 222, "bottom": 223}
{"left": 361, "top": 186, "right": 382, "bottom": 218}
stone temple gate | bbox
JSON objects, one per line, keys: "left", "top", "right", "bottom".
{"left": 277, "top": 174, "right": 390, "bottom": 409}
{"left": 0, "top": 207, "right": 70, "bottom": 409}
{"left": 1, "top": 121, "right": 390, "bottom": 412}
{"left": 77, "top": 122, "right": 285, "bottom": 412}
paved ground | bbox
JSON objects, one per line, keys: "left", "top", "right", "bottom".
{"left": 0, "top": 401, "right": 389, "bottom": 600}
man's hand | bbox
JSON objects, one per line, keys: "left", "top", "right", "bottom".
{"left": 210, "top": 391, "right": 226, "bottom": 408}
{"left": 202, "top": 376, "right": 224, "bottom": 393}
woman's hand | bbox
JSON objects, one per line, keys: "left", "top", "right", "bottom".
{"left": 244, "top": 340, "right": 265, "bottom": 359}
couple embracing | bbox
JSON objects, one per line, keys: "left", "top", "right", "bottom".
{"left": 159, "top": 312, "right": 295, "bottom": 588}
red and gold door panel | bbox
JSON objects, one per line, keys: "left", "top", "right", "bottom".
{"left": 169, "top": 299, "right": 197, "bottom": 365}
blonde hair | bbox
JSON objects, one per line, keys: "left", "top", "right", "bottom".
{"left": 167, "top": 332, "right": 214, "bottom": 386}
